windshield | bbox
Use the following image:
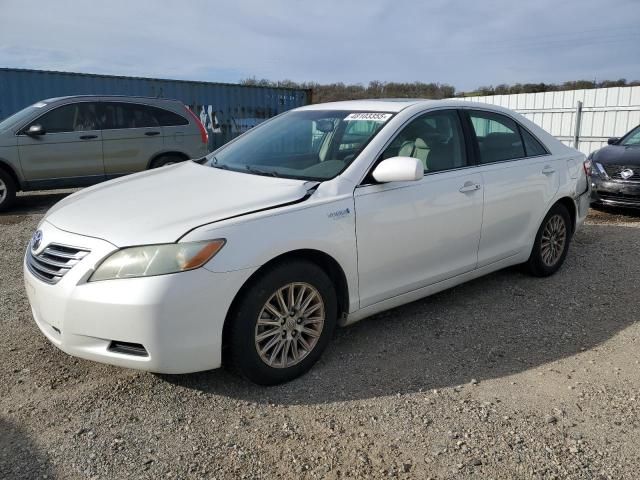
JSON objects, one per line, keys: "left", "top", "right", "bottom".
{"left": 0, "top": 102, "right": 47, "bottom": 132}
{"left": 205, "top": 110, "right": 393, "bottom": 180}
{"left": 620, "top": 126, "right": 640, "bottom": 146}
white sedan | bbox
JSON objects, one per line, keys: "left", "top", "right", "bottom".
{"left": 24, "top": 99, "right": 591, "bottom": 384}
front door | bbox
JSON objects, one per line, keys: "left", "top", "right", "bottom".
{"left": 17, "top": 102, "right": 104, "bottom": 186}
{"left": 354, "top": 109, "right": 483, "bottom": 308}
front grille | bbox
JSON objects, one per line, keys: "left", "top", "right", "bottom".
{"left": 26, "top": 243, "right": 90, "bottom": 284}
{"left": 603, "top": 164, "right": 640, "bottom": 182}
{"left": 598, "top": 192, "right": 640, "bottom": 205}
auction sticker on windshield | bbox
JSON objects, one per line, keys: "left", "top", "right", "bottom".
{"left": 345, "top": 112, "right": 392, "bottom": 122}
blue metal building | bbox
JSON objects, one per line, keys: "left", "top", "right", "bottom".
{"left": 0, "top": 68, "right": 311, "bottom": 149}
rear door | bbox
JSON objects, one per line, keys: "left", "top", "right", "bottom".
{"left": 17, "top": 102, "right": 104, "bottom": 185}
{"left": 462, "top": 109, "right": 561, "bottom": 267}
{"left": 158, "top": 106, "right": 207, "bottom": 158}
{"left": 100, "top": 102, "right": 164, "bottom": 176}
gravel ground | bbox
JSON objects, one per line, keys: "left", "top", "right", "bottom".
{"left": 1, "top": 192, "right": 640, "bottom": 479}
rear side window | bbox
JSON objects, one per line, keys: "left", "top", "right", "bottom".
{"left": 100, "top": 103, "right": 188, "bottom": 129}
{"left": 100, "top": 103, "right": 159, "bottom": 129}
{"left": 468, "top": 110, "right": 525, "bottom": 164}
{"left": 35, "top": 102, "right": 100, "bottom": 133}
{"left": 520, "top": 128, "right": 548, "bottom": 156}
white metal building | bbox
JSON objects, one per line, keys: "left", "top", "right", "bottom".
{"left": 458, "top": 86, "right": 640, "bottom": 155}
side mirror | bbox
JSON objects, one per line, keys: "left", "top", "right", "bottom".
{"left": 607, "top": 137, "right": 619, "bottom": 145}
{"left": 372, "top": 156, "right": 423, "bottom": 183}
{"left": 26, "top": 124, "right": 45, "bottom": 136}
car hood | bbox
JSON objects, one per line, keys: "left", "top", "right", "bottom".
{"left": 45, "top": 162, "right": 312, "bottom": 246}
{"left": 592, "top": 145, "right": 640, "bottom": 166}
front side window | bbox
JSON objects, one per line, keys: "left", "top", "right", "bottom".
{"left": 620, "top": 126, "right": 640, "bottom": 146}
{"left": 35, "top": 103, "right": 100, "bottom": 133}
{"left": 469, "top": 110, "right": 525, "bottom": 163}
{"left": 381, "top": 109, "right": 467, "bottom": 173}
{"left": 206, "top": 110, "right": 393, "bottom": 180}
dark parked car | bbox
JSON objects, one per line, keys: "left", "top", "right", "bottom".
{"left": 0, "top": 96, "right": 209, "bottom": 211}
{"left": 589, "top": 124, "right": 640, "bottom": 208}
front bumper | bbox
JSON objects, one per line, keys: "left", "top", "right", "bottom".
{"left": 590, "top": 176, "right": 640, "bottom": 208}
{"left": 24, "top": 221, "right": 256, "bottom": 374}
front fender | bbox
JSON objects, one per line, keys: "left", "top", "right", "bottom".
{"left": 181, "top": 196, "right": 359, "bottom": 312}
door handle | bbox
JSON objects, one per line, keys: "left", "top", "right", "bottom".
{"left": 459, "top": 182, "right": 481, "bottom": 193}
{"left": 145, "top": 131, "right": 161, "bottom": 136}
{"left": 542, "top": 165, "right": 556, "bottom": 175}
{"left": 79, "top": 134, "right": 98, "bottom": 140}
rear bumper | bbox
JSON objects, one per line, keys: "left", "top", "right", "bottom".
{"left": 590, "top": 177, "right": 640, "bottom": 208}
{"left": 575, "top": 183, "right": 591, "bottom": 231}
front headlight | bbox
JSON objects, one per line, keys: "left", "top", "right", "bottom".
{"left": 89, "top": 239, "right": 225, "bottom": 282}
{"left": 593, "top": 162, "right": 609, "bottom": 179}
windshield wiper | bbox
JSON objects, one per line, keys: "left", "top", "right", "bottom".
{"left": 245, "top": 165, "right": 279, "bottom": 177}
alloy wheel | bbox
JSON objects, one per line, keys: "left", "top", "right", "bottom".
{"left": 540, "top": 214, "right": 567, "bottom": 267}
{"left": 254, "top": 282, "right": 325, "bottom": 368}
{"left": 0, "top": 178, "right": 6, "bottom": 204}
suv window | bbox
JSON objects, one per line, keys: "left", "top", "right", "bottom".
{"left": 35, "top": 102, "right": 100, "bottom": 133}
{"left": 382, "top": 109, "right": 466, "bottom": 173}
{"left": 468, "top": 110, "right": 525, "bottom": 163}
{"left": 100, "top": 102, "right": 160, "bottom": 129}
{"left": 153, "top": 107, "right": 189, "bottom": 127}
{"left": 99, "top": 103, "right": 188, "bottom": 129}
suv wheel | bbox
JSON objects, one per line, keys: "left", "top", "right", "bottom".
{"left": 150, "top": 155, "right": 185, "bottom": 168}
{"left": 526, "top": 203, "right": 572, "bottom": 277}
{"left": 226, "top": 260, "right": 337, "bottom": 385}
{"left": 0, "top": 169, "right": 16, "bottom": 212}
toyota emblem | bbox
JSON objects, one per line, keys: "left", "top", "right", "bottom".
{"left": 620, "top": 168, "right": 634, "bottom": 180}
{"left": 31, "top": 230, "right": 43, "bottom": 251}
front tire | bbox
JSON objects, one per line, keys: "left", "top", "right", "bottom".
{"left": 0, "top": 169, "right": 16, "bottom": 212}
{"left": 226, "top": 260, "right": 337, "bottom": 385}
{"left": 525, "top": 203, "right": 572, "bottom": 277}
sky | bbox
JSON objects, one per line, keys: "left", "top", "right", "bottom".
{"left": 1, "top": 0, "right": 639, "bottom": 92}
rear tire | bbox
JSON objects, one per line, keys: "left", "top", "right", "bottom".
{"left": 150, "top": 155, "right": 185, "bottom": 168}
{"left": 0, "top": 169, "right": 16, "bottom": 212}
{"left": 226, "top": 260, "right": 337, "bottom": 385}
{"left": 525, "top": 203, "right": 572, "bottom": 277}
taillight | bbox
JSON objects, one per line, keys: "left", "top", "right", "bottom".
{"left": 583, "top": 160, "right": 592, "bottom": 176}
{"left": 185, "top": 106, "right": 209, "bottom": 145}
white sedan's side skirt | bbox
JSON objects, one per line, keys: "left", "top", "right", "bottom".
{"left": 342, "top": 251, "right": 526, "bottom": 326}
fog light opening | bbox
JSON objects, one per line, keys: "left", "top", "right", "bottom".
{"left": 107, "top": 341, "right": 149, "bottom": 357}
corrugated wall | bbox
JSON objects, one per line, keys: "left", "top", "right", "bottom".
{"left": 458, "top": 86, "right": 640, "bottom": 154}
{"left": 0, "top": 68, "right": 310, "bottom": 150}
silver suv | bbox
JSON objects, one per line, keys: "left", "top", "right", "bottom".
{"left": 0, "top": 95, "right": 209, "bottom": 211}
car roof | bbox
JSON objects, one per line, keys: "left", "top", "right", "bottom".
{"left": 41, "top": 95, "right": 183, "bottom": 104}
{"left": 296, "top": 98, "right": 494, "bottom": 113}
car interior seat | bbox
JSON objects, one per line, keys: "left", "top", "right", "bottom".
{"left": 398, "top": 138, "right": 430, "bottom": 170}
{"left": 426, "top": 140, "right": 456, "bottom": 171}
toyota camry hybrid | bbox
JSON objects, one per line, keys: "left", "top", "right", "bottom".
{"left": 24, "top": 99, "right": 591, "bottom": 384}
